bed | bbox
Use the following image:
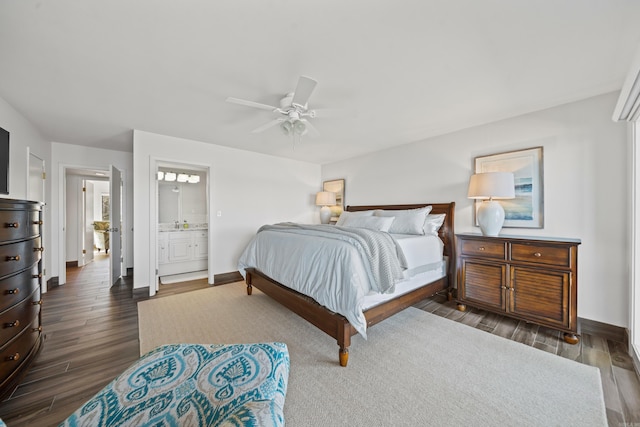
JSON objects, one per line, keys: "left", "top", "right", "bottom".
{"left": 239, "top": 202, "right": 456, "bottom": 367}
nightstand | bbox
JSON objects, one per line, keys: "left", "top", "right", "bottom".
{"left": 456, "top": 233, "right": 581, "bottom": 344}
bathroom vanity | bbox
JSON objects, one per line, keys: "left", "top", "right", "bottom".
{"left": 158, "top": 227, "right": 208, "bottom": 276}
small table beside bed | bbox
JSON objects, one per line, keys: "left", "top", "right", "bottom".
{"left": 238, "top": 202, "right": 456, "bottom": 367}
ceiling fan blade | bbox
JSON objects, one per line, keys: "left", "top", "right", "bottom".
{"left": 226, "top": 97, "right": 278, "bottom": 112}
{"left": 251, "top": 118, "right": 284, "bottom": 133}
{"left": 291, "top": 76, "right": 317, "bottom": 108}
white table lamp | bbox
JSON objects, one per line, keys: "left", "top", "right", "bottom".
{"left": 468, "top": 172, "right": 515, "bottom": 236}
{"left": 316, "top": 191, "right": 337, "bottom": 224}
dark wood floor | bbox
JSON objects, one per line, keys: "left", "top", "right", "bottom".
{"left": 0, "top": 254, "right": 638, "bottom": 426}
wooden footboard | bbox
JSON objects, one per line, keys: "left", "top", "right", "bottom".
{"left": 246, "top": 267, "right": 449, "bottom": 366}
{"left": 245, "top": 202, "right": 456, "bottom": 367}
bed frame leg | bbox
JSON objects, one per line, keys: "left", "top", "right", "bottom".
{"left": 246, "top": 273, "right": 253, "bottom": 295}
{"left": 339, "top": 347, "right": 349, "bottom": 367}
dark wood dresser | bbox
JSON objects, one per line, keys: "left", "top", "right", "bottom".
{"left": 456, "top": 233, "right": 581, "bottom": 344}
{"left": 0, "top": 199, "right": 43, "bottom": 399}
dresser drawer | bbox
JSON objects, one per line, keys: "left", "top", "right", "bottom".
{"left": 510, "top": 243, "right": 572, "bottom": 268}
{"left": 0, "top": 318, "right": 41, "bottom": 384}
{"left": 0, "top": 237, "right": 42, "bottom": 278}
{"left": 459, "top": 238, "right": 505, "bottom": 259}
{"left": 0, "top": 209, "right": 41, "bottom": 243}
{"left": 0, "top": 288, "right": 41, "bottom": 348}
{"left": 0, "top": 264, "right": 40, "bottom": 313}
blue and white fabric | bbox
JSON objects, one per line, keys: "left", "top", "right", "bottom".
{"left": 60, "top": 343, "right": 290, "bottom": 427}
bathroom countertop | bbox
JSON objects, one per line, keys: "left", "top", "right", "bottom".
{"left": 158, "top": 223, "right": 208, "bottom": 232}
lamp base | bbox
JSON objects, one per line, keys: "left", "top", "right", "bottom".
{"left": 319, "top": 206, "right": 332, "bottom": 224}
{"left": 477, "top": 200, "right": 505, "bottom": 236}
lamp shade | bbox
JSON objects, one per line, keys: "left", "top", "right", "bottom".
{"left": 315, "top": 191, "right": 336, "bottom": 206}
{"left": 467, "top": 172, "right": 515, "bottom": 199}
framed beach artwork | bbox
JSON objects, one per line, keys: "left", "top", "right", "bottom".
{"left": 474, "top": 147, "right": 544, "bottom": 228}
{"left": 323, "top": 178, "right": 345, "bottom": 223}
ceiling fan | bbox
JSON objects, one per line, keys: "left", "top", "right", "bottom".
{"left": 226, "top": 76, "right": 321, "bottom": 138}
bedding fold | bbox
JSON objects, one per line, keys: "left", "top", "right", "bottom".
{"left": 257, "top": 222, "right": 407, "bottom": 293}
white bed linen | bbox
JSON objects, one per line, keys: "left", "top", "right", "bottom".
{"left": 237, "top": 227, "right": 445, "bottom": 339}
{"left": 238, "top": 229, "right": 374, "bottom": 337}
{"left": 392, "top": 234, "right": 444, "bottom": 270}
{"left": 362, "top": 260, "right": 446, "bottom": 310}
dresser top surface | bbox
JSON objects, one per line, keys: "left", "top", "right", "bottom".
{"left": 457, "top": 232, "right": 581, "bottom": 244}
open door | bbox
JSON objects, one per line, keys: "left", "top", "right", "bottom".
{"left": 80, "top": 180, "right": 95, "bottom": 266}
{"left": 109, "top": 165, "right": 123, "bottom": 285}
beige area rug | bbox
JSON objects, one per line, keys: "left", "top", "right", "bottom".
{"left": 138, "top": 283, "right": 607, "bottom": 426}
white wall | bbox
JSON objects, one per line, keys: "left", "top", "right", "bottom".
{"left": 51, "top": 142, "right": 134, "bottom": 283}
{"left": 322, "top": 92, "right": 629, "bottom": 328}
{"left": 0, "top": 96, "right": 52, "bottom": 284}
{"left": 133, "top": 130, "right": 321, "bottom": 289}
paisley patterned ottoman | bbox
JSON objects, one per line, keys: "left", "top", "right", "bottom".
{"left": 60, "top": 343, "right": 290, "bottom": 427}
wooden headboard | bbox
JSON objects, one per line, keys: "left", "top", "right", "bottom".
{"left": 346, "top": 202, "right": 456, "bottom": 285}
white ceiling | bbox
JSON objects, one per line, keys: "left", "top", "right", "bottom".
{"left": 1, "top": 1, "right": 639, "bottom": 165}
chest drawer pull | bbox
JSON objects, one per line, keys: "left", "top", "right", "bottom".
{"left": 5, "top": 288, "right": 19, "bottom": 295}
{"left": 33, "top": 220, "right": 43, "bottom": 225}
{"left": 478, "top": 246, "right": 486, "bottom": 251}
{"left": 33, "top": 247, "right": 44, "bottom": 252}
{"left": 32, "top": 326, "right": 42, "bottom": 332}
{"left": 6, "top": 255, "right": 20, "bottom": 261}
{"left": 5, "top": 320, "right": 20, "bottom": 328}
{"left": 6, "top": 353, "right": 20, "bottom": 361}
{"left": 533, "top": 252, "right": 542, "bottom": 257}
{"left": 33, "top": 300, "right": 42, "bottom": 305}
{"left": 5, "top": 222, "right": 19, "bottom": 228}
{"left": 32, "top": 273, "right": 42, "bottom": 279}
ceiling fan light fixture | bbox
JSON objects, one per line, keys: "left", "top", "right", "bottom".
{"left": 293, "top": 119, "right": 306, "bottom": 135}
{"left": 280, "top": 120, "right": 293, "bottom": 135}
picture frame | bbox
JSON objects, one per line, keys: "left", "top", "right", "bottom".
{"left": 474, "top": 147, "right": 544, "bottom": 229}
{"left": 322, "top": 178, "right": 345, "bottom": 223}
{"left": 102, "top": 194, "right": 110, "bottom": 221}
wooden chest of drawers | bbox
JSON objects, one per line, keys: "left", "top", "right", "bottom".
{"left": 0, "top": 199, "right": 43, "bottom": 399}
{"left": 456, "top": 233, "right": 581, "bottom": 343}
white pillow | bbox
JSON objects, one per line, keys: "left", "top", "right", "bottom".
{"left": 423, "top": 213, "right": 446, "bottom": 235}
{"left": 335, "top": 210, "right": 374, "bottom": 227}
{"left": 373, "top": 206, "right": 432, "bottom": 235}
{"left": 340, "top": 215, "right": 395, "bottom": 232}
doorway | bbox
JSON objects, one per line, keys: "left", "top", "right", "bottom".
{"left": 59, "top": 166, "right": 125, "bottom": 287}
{"left": 150, "top": 160, "right": 213, "bottom": 296}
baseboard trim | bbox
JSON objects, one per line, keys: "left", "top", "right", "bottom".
{"left": 579, "top": 317, "right": 627, "bottom": 344}
{"left": 214, "top": 271, "right": 243, "bottom": 285}
{"left": 66, "top": 261, "right": 78, "bottom": 268}
{"left": 47, "top": 276, "right": 59, "bottom": 292}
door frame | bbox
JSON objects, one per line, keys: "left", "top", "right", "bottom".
{"left": 57, "top": 164, "right": 125, "bottom": 286}
{"left": 149, "top": 157, "right": 213, "bottom": 296}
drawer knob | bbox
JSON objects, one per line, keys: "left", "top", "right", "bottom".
{"left": 533, "top": 252, "right": 542, "bottom": 257}
{"left": 32, "top": 326, "right": 42, "bottom": 332}
{"left": 6, "top": 255, "right": 20, "bottom": 261}
{"left": 5, "top": 222, "right": 19, "bottom": 228}
{"left": 5, "top": 288, "right": 19, "bottom": 295}
{"left": 32, "top": 220, "right": 43, "bottom": 225}
{"left": 6, "top": 353, "right": 20, "bottom": 361}
{"left": 33, "top": 300, "right": 42, "bottom": 305}
{"left": 32, "top": 273, "right": 42, "bottom": 279}
{"left": 34, "top": 247, "right": 44, "bottom": 252}
{"left": 478, "top": 246, "right": 486, "bottom": 251}
{"left": 6, "top": 320, "right": 20, "bottom": 328}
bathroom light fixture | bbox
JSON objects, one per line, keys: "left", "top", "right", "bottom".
{"left": 177, "top": 173, "right": 189, "bottom": 183}
{"left": 157, "top": 171, "right": 164, "bottom": 180}
{"left": 187, "top": 174, "right": 200, "bottom": 184}
{"left": 164, "top": 172, "right": 177, "bottom": 182}
{"left": 467, "top": 172, "right": 515, "bottom": 236}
